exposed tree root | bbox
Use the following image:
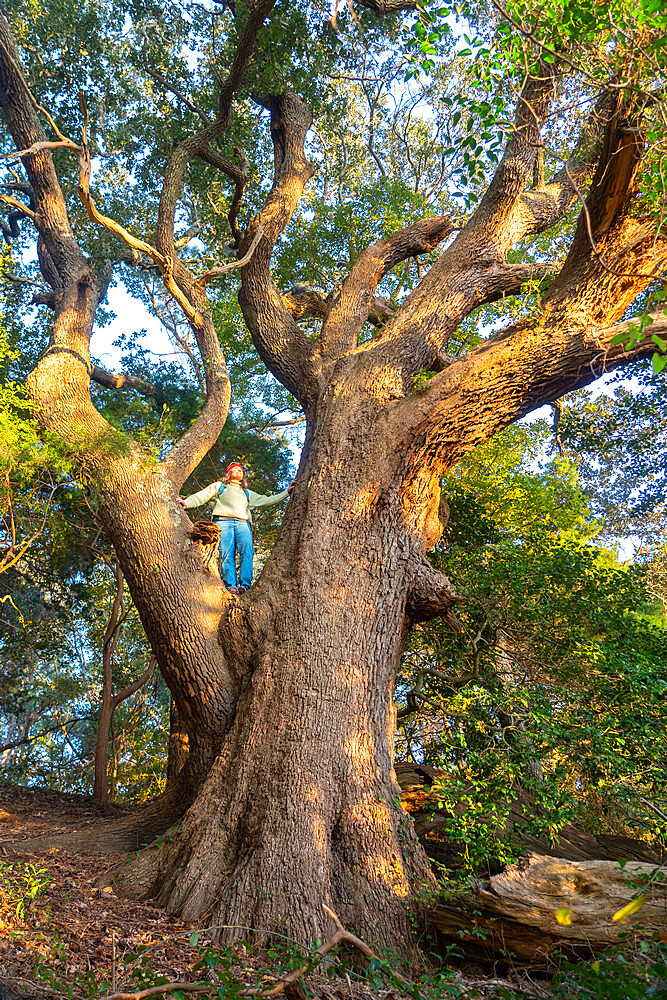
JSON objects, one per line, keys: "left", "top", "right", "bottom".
{"left": 0, "top": 767, "right": 194, "bottom": 856}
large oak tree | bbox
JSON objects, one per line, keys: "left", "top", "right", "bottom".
{"left": 1, "top": 0, "right": 666, "bottom": 955}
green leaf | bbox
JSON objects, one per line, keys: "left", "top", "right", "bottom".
{"left": 652, "top": 353, "right": 667, "bottom": 375}
{"left": 189, "top": 931, "right": 200, "bottom": 947}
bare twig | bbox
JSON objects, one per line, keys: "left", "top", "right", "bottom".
{"left": 111, "top": 655, "right": 157, "bottom": 711}
{"left": 0, "top": 714, "right": 94, "bottom": 754}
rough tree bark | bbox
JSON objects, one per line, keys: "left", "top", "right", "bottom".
{"left": 1, "top": 2, "right": 666, "bottom": 958}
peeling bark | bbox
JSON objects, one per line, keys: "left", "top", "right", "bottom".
{"left": 432, "top": 853, "right": 667, "bottom": 965}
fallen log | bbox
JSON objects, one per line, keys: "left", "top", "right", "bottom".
{"left": 430, "top": 852, "right": 667, "bottom": 965}
{"left": 395, "top": 763, "right": 665, "bottom": 868}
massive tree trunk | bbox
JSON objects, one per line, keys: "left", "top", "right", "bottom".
{"left": 107, "top": 382, "right": 455, "bottom": 948}
{"left": 2, "top": 4, "right": 667, "bottom": 960}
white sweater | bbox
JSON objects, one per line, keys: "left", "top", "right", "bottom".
{"left": 183, "top": 481, "right": 288, "bottom": 524}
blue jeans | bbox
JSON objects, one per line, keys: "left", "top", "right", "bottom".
{"left": 217, "top": 518, "right": 254, "bottom": 589}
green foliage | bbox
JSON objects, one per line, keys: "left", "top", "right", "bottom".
{"left": 557, "top": 382, "right": 667, "bottom": 544}
{"left": 0, "top": 860, "right": 51, "bottom": 922}
{"left": 499, "top": 935, "right": 667, "bottom": 999}
{"left": 0, "top": 256, "right": 75, "bottom": 580}
{"left": 397, "top": 419, "right": 667, "bottom": 875}
{"left": 33, "top": 929, "right": 466, "bottom": 1000}
{"left": 404, "top": 0, "right": 667, "bottom": 365}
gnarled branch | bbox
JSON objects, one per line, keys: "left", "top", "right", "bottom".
{"left": 363, "top": 81, "right": 619, "bottom": 374}
{"left": 0, "top": 13, "right": 88, "bottom": 290}
{"left": 91, "top": 365, "right": 156, "bottom": 397}
{"left": 505, "top": 90, "right": 619, "bottom": 251}
{"left": 196, "top": 220, "right": 263, "bottom": 287}
{"left": 468, "top": 63, "right": 557, "bottom": 250}
{"left": 356, "top": 0, "right": 417, "bottom": 12}
{"left": 319, "top": 215, "right": 454, "bottom": 358}
{"left": 238, "top": 93, "right": 318, "bottom": 407}
{"left": 397, "top": 306, "right": 667, "bottom": 478}
{"left": 197, "top": 143, "right": 249, "bottom": 244}
{"left": 281, "top": 286, "right": 330, "bottom": 319}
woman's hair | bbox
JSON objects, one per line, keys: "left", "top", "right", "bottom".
{"left": 222, "top": 471, "right": 249, "bottom": 490}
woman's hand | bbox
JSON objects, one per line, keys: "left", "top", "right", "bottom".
{"left": 287, "top": 481, "right": 296, "bottom": 495}
{"left": 176, "top": 497, "right": 186, "bottom": 508}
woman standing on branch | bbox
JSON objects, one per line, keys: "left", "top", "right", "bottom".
{"left": 177, "top": 463, "right": 292, "bottom": 594}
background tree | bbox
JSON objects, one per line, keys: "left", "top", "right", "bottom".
{"left": 1, "top": 0, "right": 666, "bottom": 957}
{"left": 396, "top": 421, "right": 667, "bottom": 875}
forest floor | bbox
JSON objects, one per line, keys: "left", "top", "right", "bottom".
{"left": 0, "top": 784, "right": 552, "bottom": 1000}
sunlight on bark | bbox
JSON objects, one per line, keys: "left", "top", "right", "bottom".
{"left": 342, "top": 731, "right": 374, "bottom": 767}
{"left": 344, "top": 486, "right": 380, "bottom": 521}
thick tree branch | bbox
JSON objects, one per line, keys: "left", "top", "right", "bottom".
{"left": 0, "top": 184, "right": 36, "bottom": 242}
{"left": 279, "top": 285, "right": 396, "bottom": 329}
{"left": 508, "top": 91, "right": 618, "bottom": 245}
{"left": 0, "top": 13, "right": 88, "bottom": 291}
{"left": 196, "top": 221, "right": 263, "bottom": 287}
{"left": 218, "top": 0, "right": 276, "bottom": 124}
{"left": 124, "top": 9, "right": 279, "bottom": 480}
{"left": 197, "top": 143, "right": 249, "bottom": 244}
{"left": 368, "top": 295, "right": 396, "bottom": 328}
{"left": 0, "top": 14, "right": 141, "bottom": 482}
{"left": 352, "top": 257, "right": 559, "bottom": 377}
{"left": 75, "top": 122, "right": 231, "bottom": 465}
{"left": 318, "top": 215, "right": 454, "bottom": 358}
{"left": 396, "top": 307, "right": 667, "bottom": 476}
{"left": 466, "top": 64, "right": 557, "bottom": 249}
{"left": 111, "top": 655, "right": 157, "bottom": 711}
{"left": 281, "top": 286, "right": 330, "bottom": 319}
{"left": 132, "top": 6, "right": 278, "bottom": 480}
{"left": 44, "top": 105, "right": 230, "bottom": 483}
{"left": 238, "top": 93, "right": 318, "bottom": 407}
{"left": 91, "top": 365, "right": 156, "bottom": 396}
{"left": 155, "top": 0, "right": 276, "bottom": 259}
{"left": 542, "top": 100, "right": 651, "bottom": 322}
{"left": 0, "top": 15, "right": 227, "bottom": 490}
{"left": 356, "top": 0, "right": 417, "bottom": 12}
{"left": 358, "top": 85, "right": 617, "bottom": 374}
{"left": 474, "top": 259, "right": 561, "bottom": 307}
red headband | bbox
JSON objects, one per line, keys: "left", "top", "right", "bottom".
{"left": 225, "top": 463, "right": 244, "bottom": 475}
